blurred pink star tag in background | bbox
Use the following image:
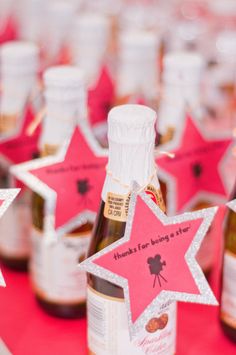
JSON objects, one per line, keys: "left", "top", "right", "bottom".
{"left": 80, "top": 187, "right": 218, "bottom": 339}
{"left": 11, "top": 123, "right": 107, "bottom": 236}
{"left": 0, "top": 104, "right": 41, "bottom": 190}
{"left": 88, "top": 65, "right": 114, "bottom": 128}
{"left": 157, "top": 114, "right": 233, "bottom": 215}
{"left": 0, "top": 189, "right": 20, "bottom": 287}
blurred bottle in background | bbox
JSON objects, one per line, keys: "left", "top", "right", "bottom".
{"left": 43, "top": 0, "right": 76, "bottom": 68}
{"left": 0, "top": 41, "right": 40, "bottom": 270}
{"left": 158, "top": 51, "right": 220, "bottom": 275}
{"left": 115, "top": 30, "right": 159, "bottom": 110}
{"left": 71, "top": 12, "right": 114, "bottom": 147}
{"left": 17, "top": 0, "right": 46, "bottom": 52}
{"left": 30, "top": 66, "right": 93, "bottom": 318}
{"left": 204, "top": 30, "right": 236, "bottom": 131}
{"left": 158, "top": 51, "right": 204, "bottom": 144}
{"left": 18, "top": 0, "right": 76, "bottom": 72}
{"left": 166, "top": 0, "right": 209, "bottom": 54}
{"left": 118, "top": 0, "right": 165, "bottom": 74}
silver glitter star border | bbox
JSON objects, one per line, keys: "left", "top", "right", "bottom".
{"left": 10, "top": 121, "right": 107, "bottom": 238}
{"left": 157, "top": 114, "right": 234, "bottom": 216}
{"left": 79, "top": 185, "right": 218, "bottom": 338}
{"left": 0, "top": 188, "right": 20, "bottom": 286}
{"left": 227, "top": 199, "right": 236, "bottom": 212}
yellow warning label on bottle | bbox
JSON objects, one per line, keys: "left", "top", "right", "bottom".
{"left": 104, "top": 185, "right": 165, "bottom": 222}
{"left": 104, "top": 192, "right": 130, "bottom": 222}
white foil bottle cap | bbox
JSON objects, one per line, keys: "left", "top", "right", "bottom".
{"left": 108, "top": 104, "right": 156, "bottom": 144}
{"left": 18, "top": 0, "right": 47, "bottom": 43}
{"left": 41, "top": 65, "right": 86, "bottom": 147}
{"left": 47, "top": 0, "right": 76, "bottom": 27}
{"left": 73, "top": 13, "right": 110, "bottom": 45}
{"left": 0, "top": 41, "right": 39, "bottom": 115}
{"left": 158, "top": 51, "right": 204, "bottom": 134}
{"left": 0, "top": 41, "right": 39, "bottom": 75}
{"left": 216, "top": 30, "right": 236, "bottom": 62}
{"left": 119, "top": 30, "right": 157, "bottom": 61}
{"left": 43, "top": 65, "right": 85, "bottom": 102}
{"left": 72, "top": 13, "right": 110, "bottom": 84}
{"left": 102, "top": 104, "right": 158, "bottom": 200}
{"left": 163, "top": 51, "right": 204, "bottom": 85}
{"left": 119, "top": 3, "right": 159, "bottom": 32}
{"left": 118, "top": 30, "right": 158, "bottom": 96}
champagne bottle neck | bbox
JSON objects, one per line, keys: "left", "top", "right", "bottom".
{"left": 102, "top": 139, "right": 158, "bottom": 201}
{"left": 40, "top": 101, "right": 79, "bottom": 153}
{"left": 117, "top": 58, "right": 158, "bottom": 98}
{"left": 117, "top": 31, "right": 158, "bottom": 98}
{"left": 158, "top": 81, "right": 202, "bottom": 136}
{"left": 1, "top": 74, "right": 37, "bottom": 116}
{"left": 40, "top": 65, "right": 86, "bottom": 154}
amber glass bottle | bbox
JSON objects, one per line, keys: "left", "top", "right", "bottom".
{"left": 220, "top": 184, "right": 236, "bottom": 342}
{"left": 30, "top": 66, "right": 92, "bottom": 318}
{"left": 0, "top": 41, "right": 39, "bottom": 270}
{"left": 87, "top": 104, "right": 176, "bottom": 355}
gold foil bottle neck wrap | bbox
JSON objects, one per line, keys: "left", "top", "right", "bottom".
{"left": 0, "top": 113, "right": 17, "bottom": 134}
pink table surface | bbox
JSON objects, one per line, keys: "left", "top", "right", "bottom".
{"left": 0, "top": 262, "right": 235, "bottom": 355}
{"left": 0, "top": 206, "right": 236, "bottom": 354}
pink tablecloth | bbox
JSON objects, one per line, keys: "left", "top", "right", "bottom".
{"left": 0, "top": 262, "right": 235, "bottom": 355}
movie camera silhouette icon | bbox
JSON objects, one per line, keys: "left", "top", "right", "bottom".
{"left": 147, "top": 254, "right": 167, "bottom": 288}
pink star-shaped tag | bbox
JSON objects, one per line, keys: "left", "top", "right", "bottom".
{"left": 156, "top": 114, "right": 233, "bottom": 214}
{"left": 88, "top": 65, "right": 114, "bottom": 128}
{"left": 11, "top": 123, "right": 107, "bottom": 234}
{"left": 0, "top": 105, "right": 41, "bottom": 190}
{"left": 0, "top": 188, "right": 20, "bottom": 287}
{"left": 80, "top": 188, "right": 218, "bottom": 337}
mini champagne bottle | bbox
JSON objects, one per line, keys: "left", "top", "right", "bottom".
{"left": 87, "top": 104, "right": 176, "bottom": 355}
{"left": 158, "top": 51, "right": 215, "bottom": 275}
{"left": 31, "top": 66, "right": 92, "bottom": 318}
{"left": 0, "top": 41, "right": 39, "bottom": 270}
{"left": 72, "top": 12, "right": 113, "bottom": 146}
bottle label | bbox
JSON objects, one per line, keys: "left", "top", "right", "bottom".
{"left": 30, "top": 228, "right": 91, "bottom": 303}
{"left": 87, "top": 287, "right": 176, "bottom": 355}
{"left": 0, "top": 190, "right": 32, "bottom": 258}
{"left": 104, "top": 185, "right": 165, "bottom": 222}
{"left": 221, "top": 250, "right": 236, "bottom": 329}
